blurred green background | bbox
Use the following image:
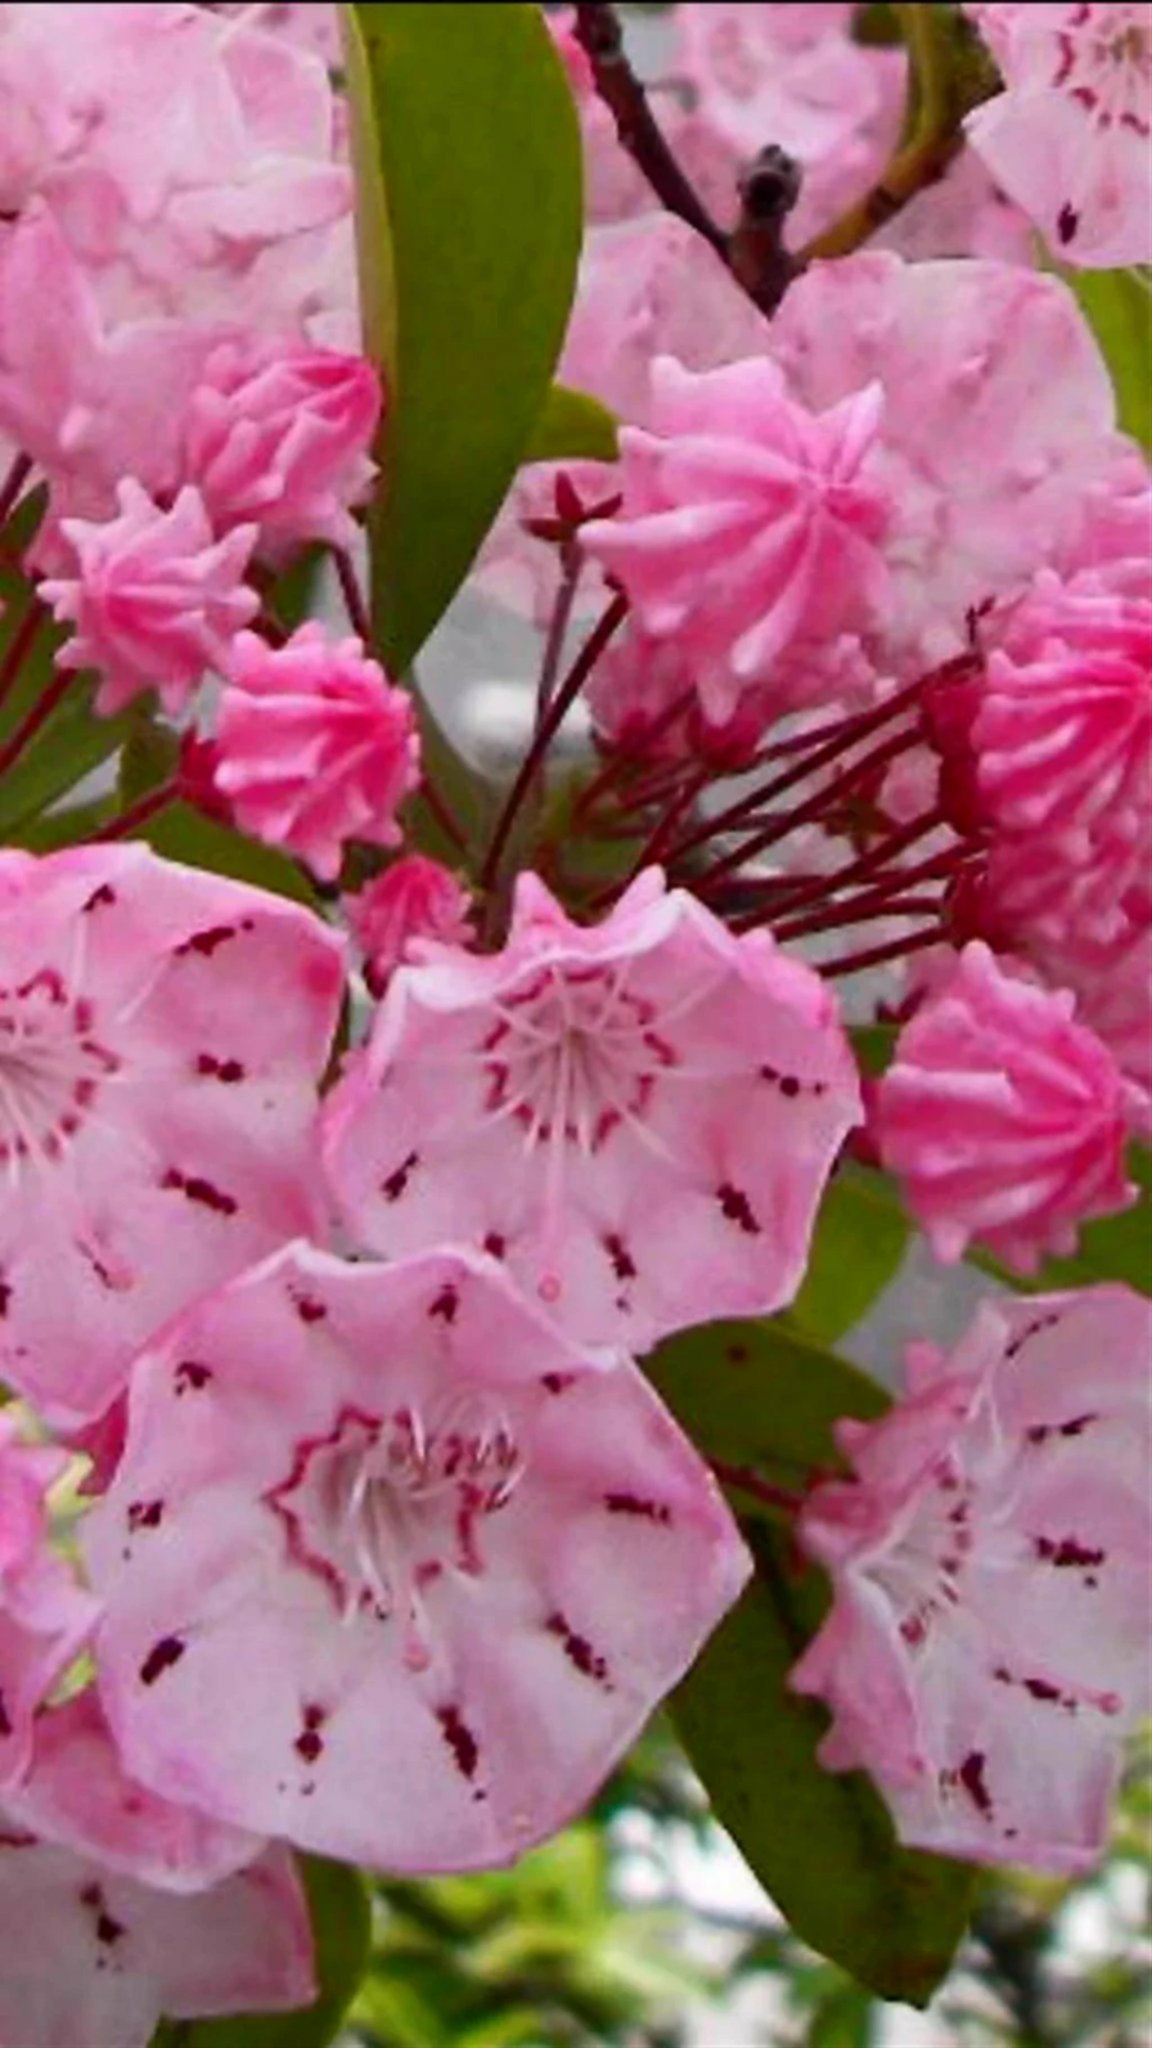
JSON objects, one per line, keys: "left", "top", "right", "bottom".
{"left": 348, "top": 1720, "right": 1150, "bottom": 2048}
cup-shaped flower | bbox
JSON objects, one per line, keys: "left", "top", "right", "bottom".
{"left": 792, "top": 1285, "right": 1152, "bottom": 1872}
{"left": 42, "top": 482, "right": 258, "bottom": 717}
{"left": 581, "top": 356, "right": 890, "bottom": 724}
{"left": 0, "top": 843, "right": 344, "bottom": 1426}
{"left": 84, "top": 1243, "right": 751, "bottom": 1873}
{"left": 184, "top": 337, "right": 381, "bottom": 563}
{"left": 0, "top": 1696, "right": 311, "bottom": 2048}
{"left": 964, "top": 3, "right": 1152, "bottom": 268}
{"left": 215, "top": 624, "right": 420, "bottom": 881}
{"left": 322, "top": 870, "right": 861, "bottom": 1350}
{"left": 875, "top": 942, "right": 1133, "bottom": 1271}
{"left": 0, "top": 1419, "right": 97, "bottom": 1789}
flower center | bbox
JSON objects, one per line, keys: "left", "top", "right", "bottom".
{"left": 868, "top": 1454, "right": 975, "bottom": 1652}
{"left": 480, "top": 962, "right": 678, "bottom": 1158}
{"left": 0, "top": 970, "right": 119, "bottom": 1173}
{"left": 266, "top": 1400, "right": 524, "bottom": 1668}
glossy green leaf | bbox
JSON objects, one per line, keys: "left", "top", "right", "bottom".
{"left": 160, "top": 1856, "right": 371, "bottom": 2048}
{"left": 523, "top": 383, "right": 620, "bottom": 464}
{"left": 1066, "top": 266, "right": 1152, "bottom": 450}
{"left": 345, "top": 2, "right": 584, "bottom": 671}
{"left": 141, "top": 803, "right": 319, "bottom": 906}
{"left": 789, "top": 1164, "right": 911, "bottom": 1344}
{"left": 0, "top": 682, "right": 130, "bottom": 837}
{"left": 646, "top": 1314, "right": 887, "bottom": 1505}
{"left": 657, "top": 1321, "right": 974, "bottom": 2004}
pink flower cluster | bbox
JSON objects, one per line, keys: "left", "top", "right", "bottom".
{"left": 0, "top": 4, "right": 1149, "bottom": 2038}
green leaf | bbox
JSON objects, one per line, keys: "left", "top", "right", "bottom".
{"left": 0, "top": 682, "right": 130, "bottom": 838}
{"left": 1064, "top": 266, "right": 1152, "bottom": 450}
{"left": 647, "top": 1310, "right": 967, "bottom": 1998}
{"left": 652, "top": 1318, "right": 974, "bottom": 2003}
{"left": 789, "top": 1164, "right": 910, "bottom": 1344}
{"left": 646, "top": 1315, "right": 887, "bottom": 1503}
{"left": 141, "top": 803, "right": 319, "bottom": 906}
{"left": 523, "top": 384, "right": 620, "bottom": 464}
{"left": 345, "top": 2, "right": 584, "bottom": 670}
{"left": 673, "top": 1522, "right": 974, "bottom": 2005}
{"left": 162, "top": 1856, "right": 371, "bottom": 2048}
{"left": 973, "top": 1143, "right": 1152, "bottom": 1298}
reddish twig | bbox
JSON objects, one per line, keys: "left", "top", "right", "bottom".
{"left": 479, "top": 591, "right": 629, "bottom": 898}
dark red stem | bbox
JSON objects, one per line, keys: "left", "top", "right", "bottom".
{"left": 535, "top": 545, "right": 583, "bottom": 728}
{"left": 710, "top": 1459, "right": 805, "bottom": 1517}
{"left": 334, "top": 548, "right": 375, "bottom": 649}
{"left": 93, "top": 780, "right": 180, "bottom": 842}
{"left": 0, "top": 662, "right": 73, "bottom": 781}
{"left": 683, "top": 727, "right": 922, "bottom": 892}
{"left": 669, "top": 678, "right": 926, "bottom": 866}
{"left": 821, "top": 924, "right": 945, "bottom": 978}
{"left": 479, "top": 591, "right": 629, "bottom": 896}
{"left": 0, "top": 453, "right": 32, "bottom": 531}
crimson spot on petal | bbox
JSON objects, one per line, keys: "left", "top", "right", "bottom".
{"left": 139, "top": 1635, "right": 185, "bottom": 1686}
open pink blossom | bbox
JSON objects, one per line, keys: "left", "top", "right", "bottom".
{"left": 964, "top": 3, "right": 1152, "bottom": 267}
{"left": 323, "top": 870, "right": 860, "bottom": 1350}
{"left": 183, "top": 336, "right": 381, "bottom": 562}
{"left": 792, "top": 1285, "right": 1152, "bottom": 1872}
{"left": 42, "top": 481, "right": 258, "bottom": 717}
{"left": 768, "top": 253, "right": 1127, "bottom": 670}
{"left": 216, "top": 623, "right": 420, "bottom": 881}
{"left": 0, "top": 1419, "right": 97, "bottom": 1788}
{"left": 582, "top": 357, "right": 890, "bottom": 726}
{"left": 344, "top": 857, "right": 475, "bottom": 997}
{"left": 0, "top": 1757, "right": 311, "bottom": 2048}
{"left": 0, "top": 2, "right": 352, "bottom": 338}
{"left": 875, "top": 943, "right": 1133, "bottom": 1271}
{"left": 0, "top": 208, "right": 224, "bottom": 531}
{"left": 0, "top": 842, "right": 344, "bottom": 1426}
{"left": 85, "top": 1243, "right": 750, "bottom": 1872}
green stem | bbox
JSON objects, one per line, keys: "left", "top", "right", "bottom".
{"left": 800, "top": 2, "right": 965, "bottom": 262}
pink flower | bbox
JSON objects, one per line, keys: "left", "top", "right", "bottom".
{"left": 42, "top": 481, "right": 258, "bottom": 717}
{"left": 84, "top": 1243, "right": 750, "bottom": 1872}
{"left": 768, "top": 253, "right": 1127, "bottom": 670}
{"left": 322, "top": 870, "right": 861, "bottom": 1350}
{"left": 344, "top": 857, "right": 475, "bottom": 997}
{"left": 673, "top": 2, "right": 904, "bottom": 245}
{"left": 183, "top": 337, "right": 381, "bottom": 563}
{"left": 792, "top": 1285, "right": 1152, "bottom": 1873}
{"left": 0, "top": 1694, "right": 312, "bottom": 2048}
{"left": 215, "top": 624, "right": 420, "bottom": 882}
{"left": 0, "top": 843, "right": 344, "bottom": 1426}
{"left": 964, "top": 3, "right": 1152, "bottom": 267}
{"left": 0, "top": 1419, "right": 97, "bottom": 1788}
{"left": 582, "top": 357, "right": 890, "bottom": 726}
{"left": 0, "top": 208, "right": 224, "bottom": 527}
{"left": 875, "top": 943, "right": 1133, "bottom": 1271}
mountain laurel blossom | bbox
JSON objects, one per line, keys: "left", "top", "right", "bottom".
{"left": 793, "top": 1285, "right": 1152, "bottom": 1871}
{"left": 85, "top": 1243, "right": 751, "bottom": 1871}
{"left": 0, "top": 843, "right": 344, "bottom": 1425}
{"left": 0, "top": 0, "right": 1148, "bottom": 2030}
{"left": 322, "top": 869, "right": 862, "bottom": 1349}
